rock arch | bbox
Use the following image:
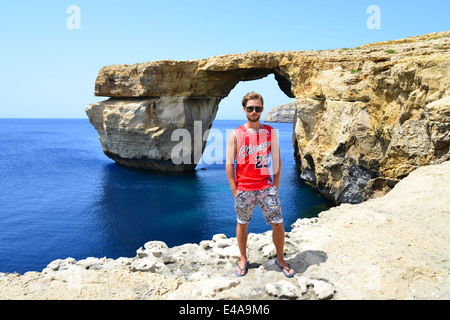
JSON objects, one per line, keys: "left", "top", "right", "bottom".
{"left": 86, "top": 32, "right": 450, "bottom": 203}
{"left": 86, "top": 52, "right": 295, "bottom": 172}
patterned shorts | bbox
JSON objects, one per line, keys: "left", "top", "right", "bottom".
{"left": 234, "top": 186, "right": 283, "bottom": 225}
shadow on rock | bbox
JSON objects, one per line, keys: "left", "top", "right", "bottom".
{"left": 288, "top": 250, "right": 328, "bottom": 274}
{"left": 255, "top": 250, "right": 327, "bottom": 275}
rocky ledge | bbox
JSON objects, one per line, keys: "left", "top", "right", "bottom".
{"left": 1, "top": 161, "right": 448, "bottom": 300}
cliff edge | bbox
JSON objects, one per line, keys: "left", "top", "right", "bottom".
{"left": 1, "top": 161, "right": 448, "bottom": 300}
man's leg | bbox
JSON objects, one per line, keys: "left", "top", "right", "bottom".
{"left": 236, "top": 222, "right": 249, "bottom": 275}
{"left": 271, "top": 222, "right": 294, "bottom": 276}
{"left": 234, "top": 190, "right": 255, "bottom": 276}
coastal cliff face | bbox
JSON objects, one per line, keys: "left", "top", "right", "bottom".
{"left": 292, "top": 33, "right": 450, "bottom": 203}
{"left": 86, "top": 31, "right": 450, "bottom": 203}
{"left": 264, "top": 103, "right": 296, "bottom": 122}
{"left": 86, "top": 97, "right": 220, "bottom": 171}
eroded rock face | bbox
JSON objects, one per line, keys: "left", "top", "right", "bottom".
{"left": 86, "top": 31, "right": 450, "bottom": 202}
{"left": 293, "top": 33, "right": 450, "bottom": 203}
{"left": 264, "top": 103, "right": 296, "bottom": 122}
{"left": 86, "top": 96, "right": 221, "bottom": 172}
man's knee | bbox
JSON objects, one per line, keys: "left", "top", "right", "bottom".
{"left": 237, "top": 222, "right": 249, "bottom": 230}
{"left": 270, "top": 222, "right": 284, "bottom": 230}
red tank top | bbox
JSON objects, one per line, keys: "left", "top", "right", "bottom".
{"left": 235, "top": 124, "right": 273, "bottom": 191}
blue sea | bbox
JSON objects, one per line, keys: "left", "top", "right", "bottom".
{"left": 0, "top": 119, "right": 332, "bottom": 274}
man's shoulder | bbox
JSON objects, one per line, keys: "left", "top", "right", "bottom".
{"left": 228, "top": 126, "right": 240, "bottom": 141}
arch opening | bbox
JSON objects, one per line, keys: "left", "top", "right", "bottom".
{"left": 215, "top": 73, "right": 295, "bottom": 121}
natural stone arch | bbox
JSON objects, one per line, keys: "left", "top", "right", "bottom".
{"left": 87, "top": 52, "right": 296, "bottom": 172}
{"left": 92, "top": 54, "right": 295, "bottom": 99}
{"left": 87, "top": 32, "right": 450, "bottom": 203}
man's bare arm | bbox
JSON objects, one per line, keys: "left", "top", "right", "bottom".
{"left": 226, "top": 130, "right": 238, "bottom": 197}
{"left": 271, "top": 129, "right": 282, "bottom": 190}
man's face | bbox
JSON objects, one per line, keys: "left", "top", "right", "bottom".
{"left": 243, "top": 99, "right": 264, "bottom": 123}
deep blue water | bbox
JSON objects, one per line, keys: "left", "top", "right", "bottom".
{"left": 0, "top": 119, "right": 332, "bottom": 274}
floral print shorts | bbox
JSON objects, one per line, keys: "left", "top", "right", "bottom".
{"left": 234, "top": 186, "right": 283, "bottom": 225}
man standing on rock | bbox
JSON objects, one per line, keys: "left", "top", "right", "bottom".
{"left": 226, "top": 91, "right": 295, "bottom": 278}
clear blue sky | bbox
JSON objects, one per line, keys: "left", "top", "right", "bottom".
{"left": 0, "top": 0, "right": 448, "bottom": 119}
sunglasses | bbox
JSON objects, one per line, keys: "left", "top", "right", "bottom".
{"left": 245, "top": 106, "right": 263, "bottom": 113}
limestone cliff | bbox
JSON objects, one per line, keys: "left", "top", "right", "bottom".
{"left": 292, "top": 32, "right": 450, "bottom": 203}
{"left": 86, "top": 31, "right": 450, "bottom": 203}
{"left": 264, "top": 103, "right": 296, "bottom": 122}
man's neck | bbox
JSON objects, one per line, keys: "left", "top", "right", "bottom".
{"left": 245, "top": 121, "right": 262, "bottom": 131}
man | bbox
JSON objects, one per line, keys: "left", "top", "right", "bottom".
{"left": 225, "top": 91, "right": 295, "bottom": 278}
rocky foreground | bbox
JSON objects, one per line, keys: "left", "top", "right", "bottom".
{"left": 1, "top": 161, "right": 449, "bottom": 300}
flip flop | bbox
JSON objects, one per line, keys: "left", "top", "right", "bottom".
{"left": 275, "top": 260, "right": 295, "bottom": 278}
{"left": 234, "top": 261, "right": 249, "bottom": 277}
